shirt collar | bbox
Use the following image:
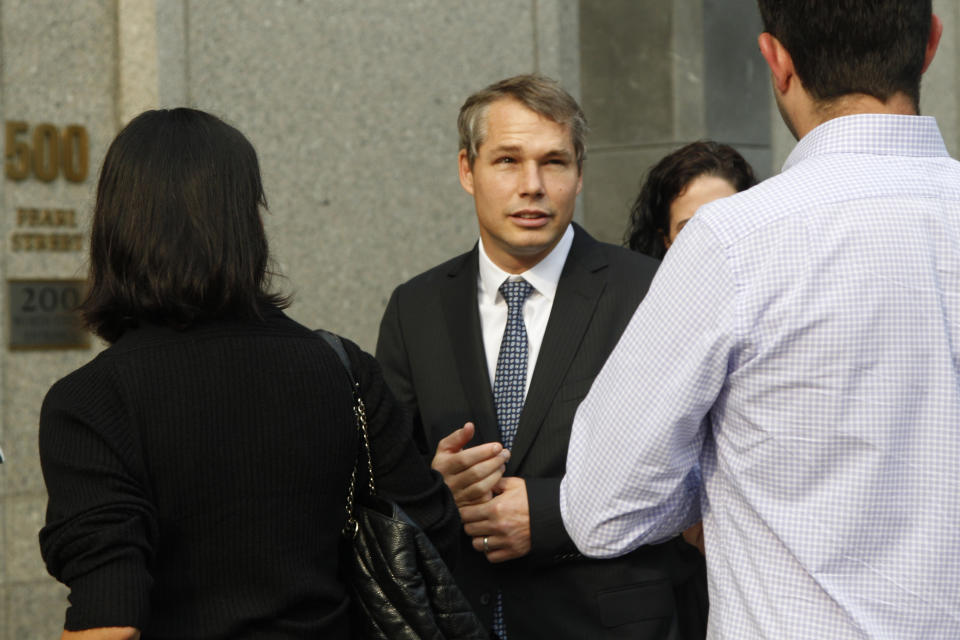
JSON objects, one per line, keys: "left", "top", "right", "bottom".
{"left": 783, "top": 114, "right": 949, "bottom": 172}
{"left": 477, "top": 224, "right": 574, "bottom": 304}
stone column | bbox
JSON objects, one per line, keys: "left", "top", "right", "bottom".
{"left": 578, "top": 0, "right": 770, "bottom": 245}
{"left": 923, "top": 0, "right": 959, "bottom": 156}
{"left": 0, "top": 1, "right": 117, "bottom": 634}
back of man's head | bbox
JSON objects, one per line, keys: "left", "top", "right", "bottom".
{"left": 757, "top": 0, "right": 932, "bottom": 110}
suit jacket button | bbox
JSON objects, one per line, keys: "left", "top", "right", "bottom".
{"left": 479, "top": 593, "right": 491, "bottom": 606}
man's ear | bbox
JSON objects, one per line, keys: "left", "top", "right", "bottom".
{"left": 458, "top": 149, "right": 475, "bottom": 196}
{"left": 922, "top": 14, "right": 943, "bottom": 74}
{"left": 758, "top": 32, "right": 794, "bottom": 95}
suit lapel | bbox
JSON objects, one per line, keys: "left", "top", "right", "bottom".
{"left": 508, "top": 226, "right": 607, "bottom": 471}
{"left": 439, "top": 247, "right": 500, "bottom": 445}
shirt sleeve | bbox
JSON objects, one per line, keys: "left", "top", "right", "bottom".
{"left": 560, "top": 217, "right": 738, "bottom": 558}
{"left": 38, "top": 367, "right": 157, "bottom": 630}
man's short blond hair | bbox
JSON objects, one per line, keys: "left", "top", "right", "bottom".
{"left": 457, "top": 74, "right": 587, "bottom": 171}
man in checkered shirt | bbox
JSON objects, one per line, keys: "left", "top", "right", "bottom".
{"left": 561, "top": 1, "right": 960, "bottom": 638}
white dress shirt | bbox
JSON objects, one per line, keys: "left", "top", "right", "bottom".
{"left": 477, "top": 224, "right": 573, "bottom": 398}
{"left": 561, "top": 115, "right": 960, "bottom": 639}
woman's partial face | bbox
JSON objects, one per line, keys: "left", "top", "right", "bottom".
{"left": 665, "top": 174, "right": 737, "bottom": 249}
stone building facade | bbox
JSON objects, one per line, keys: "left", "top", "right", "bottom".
{"left": 0, "top": 1, "right": 957, "bottom": 635}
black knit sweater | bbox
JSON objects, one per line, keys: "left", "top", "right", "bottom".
{"left": 39, "top": 307, "right": 459, "bottom": 638}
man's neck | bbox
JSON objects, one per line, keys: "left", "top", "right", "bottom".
{"left": 797, "top": 92, "right": 918, "bottom": 139}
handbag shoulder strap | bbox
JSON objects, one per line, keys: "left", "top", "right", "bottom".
{"left": 316, "top": 329, "right": 355, "bottom": 385}
{"left": 315, "top": 330, "right": 377, "bottom": 537}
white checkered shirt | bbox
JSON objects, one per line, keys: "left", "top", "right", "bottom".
{"left": 561, "top": 114, "right": 960, "bottom": 639}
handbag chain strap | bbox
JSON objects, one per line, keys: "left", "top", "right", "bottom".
{"left": 315, "top": 330, "right": 377, "bottom": 538}
{"left": 343, "top": 381, "right": 376, "bottom": 537}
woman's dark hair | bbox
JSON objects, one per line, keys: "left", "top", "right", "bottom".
{"left": 758, "top": 0, "right": 931, "bottom": 110}
{"left": 82, "top": 108, "right": 289, "bottom": 342}
{"left": 624, "top": 141, "right": 756, "bottom": 259}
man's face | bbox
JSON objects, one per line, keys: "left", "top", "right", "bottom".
{"left": 459, "top": 98, "right": 582, "bottom": 274}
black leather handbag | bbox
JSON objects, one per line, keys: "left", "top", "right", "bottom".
{"left": 317, "top": 330, "right": 487, "bottom": 640}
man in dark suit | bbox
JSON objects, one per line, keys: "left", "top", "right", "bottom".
{"left": 376, "top": 75, "right": 703, "bottom": 639}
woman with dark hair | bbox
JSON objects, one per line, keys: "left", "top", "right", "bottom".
{"left": 625, "top": 141, "right": 757, "bottom": 258}
{"left": 38, "top": 108, "right": 459, "bottom": 640}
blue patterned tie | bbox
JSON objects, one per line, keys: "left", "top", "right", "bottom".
{"left": 491, "top": 278, "right": 532, "bottom": 639}
{"left": 493, "top": 279, "right": 533, "bottom": 450}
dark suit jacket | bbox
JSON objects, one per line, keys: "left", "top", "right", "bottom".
{"left": 376, "top": 224, "right": 705, "bottom": 639}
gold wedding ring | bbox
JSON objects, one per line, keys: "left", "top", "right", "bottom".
{"left": 483, "top": 536, "right": 489, "bottom": 553}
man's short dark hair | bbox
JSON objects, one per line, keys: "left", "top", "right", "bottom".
{"left": 757, "top": 0, "right": 932, "bottom": 109}
{"left": 82, "top": 108, "right": 288, "bottom": 342}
